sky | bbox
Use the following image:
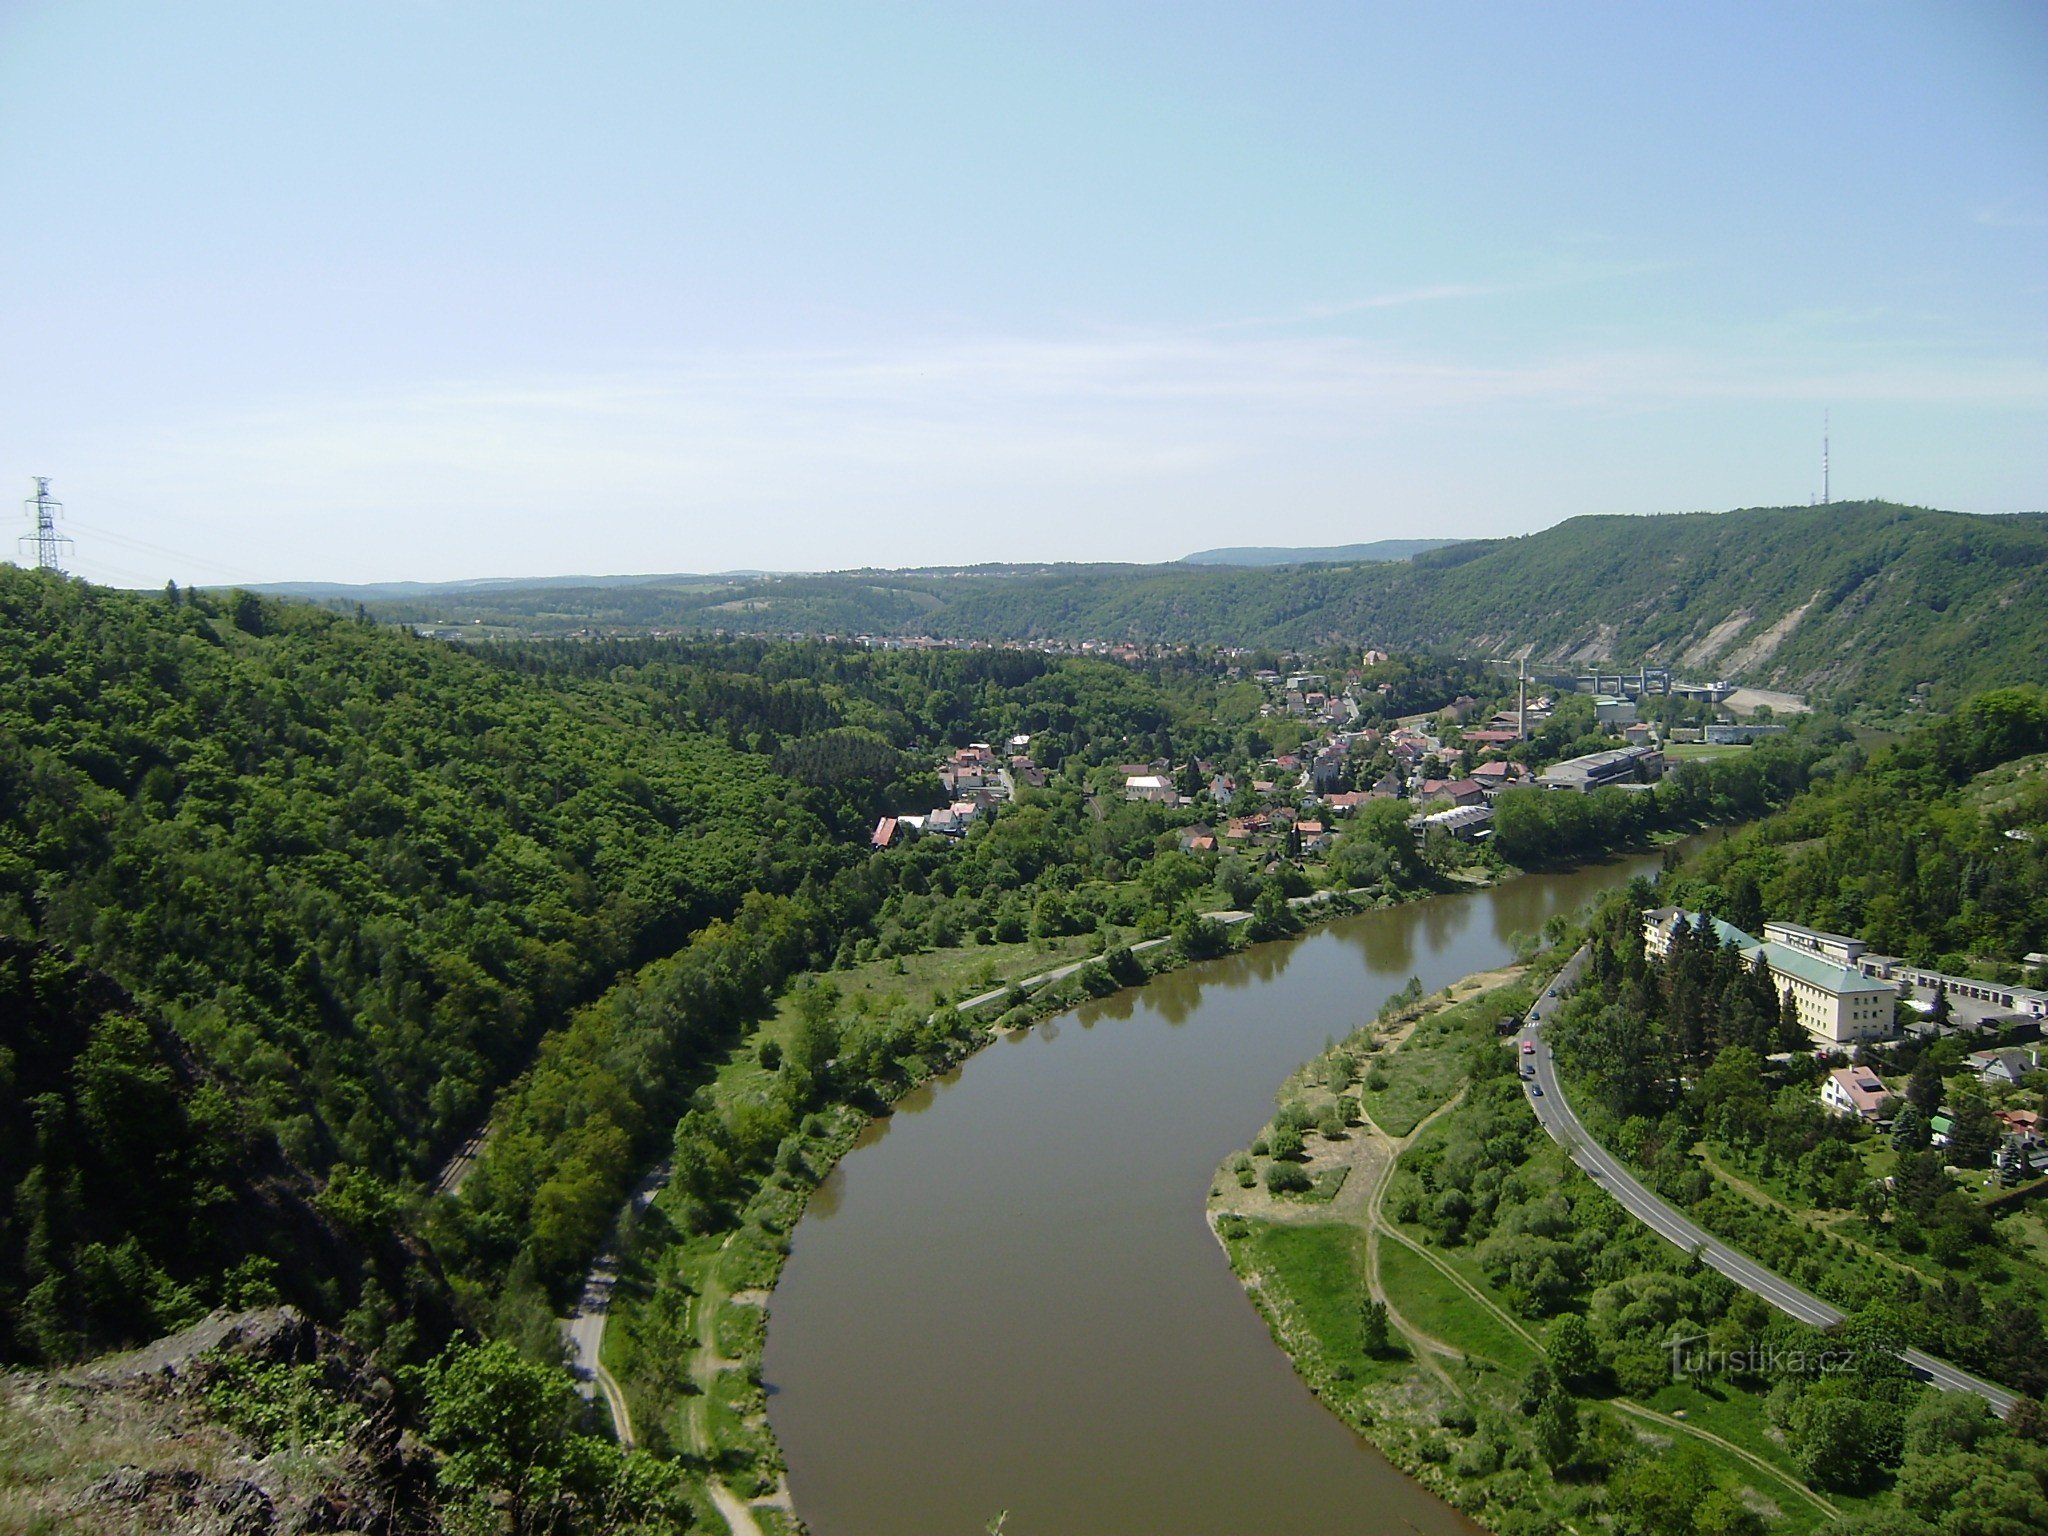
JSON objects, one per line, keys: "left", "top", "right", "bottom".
{"left": 1, "top": 2, "right": 2044, "bottom": 587}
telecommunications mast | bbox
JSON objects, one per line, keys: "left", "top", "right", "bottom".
{"left": 20, "top": 477, "right": 73, "bottom": 571}
{"left": 1821, "top": 412, "right": 1831, "bottom": 506}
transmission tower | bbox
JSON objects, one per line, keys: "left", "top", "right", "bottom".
{"left": 1821, "top": 411, "right": 1831, "bottom": 506}
{"left": 20, "top": 477, "right": 73, "bottom": 571}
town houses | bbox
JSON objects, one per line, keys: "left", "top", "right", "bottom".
{"left": 861, "top": 643, "right": 1727, "bottom": 865}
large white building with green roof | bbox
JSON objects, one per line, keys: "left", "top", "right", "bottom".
{"left": 1642, "top": 908, "right": 1898, "bottom": 1047}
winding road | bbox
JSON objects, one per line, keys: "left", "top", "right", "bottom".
{"left": 1520, "top": 947, "right": 2019, "bottom": 1415}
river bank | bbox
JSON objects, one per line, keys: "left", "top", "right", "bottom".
{"left": 759, "top": 846, "right": 1715, "bottom": 1536}
{"left": 599, "top": 835, "right": 1725, "bottom": 1535}
{"left": 1206, "top": 954, "right": 1849, "bottom": 1536}
{"left": 596, "top": 881, "right": 1404, "bottom": 1534}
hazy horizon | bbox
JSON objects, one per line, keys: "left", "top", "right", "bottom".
{"left": 4, "top": 3, "right": 2044, "bottom": 588}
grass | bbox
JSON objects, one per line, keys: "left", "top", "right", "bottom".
{"left": 1233, "top": 1220, "right": 1407, "bottom": 1388}
{"left": 1377, "top": 1242, "right": 1539, "bottom": 1370}
{"left": 1632, "top": 1378, "right": 1860, "bottom": 1529}
{"left": 1664, "top": 742, "right": 1751, "bottom": 761}
{"left": 1365, "top": 982, "right": 1532, "bottom": 1137}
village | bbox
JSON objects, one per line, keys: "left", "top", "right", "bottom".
{"left": 867, "top": 648, "right": 1733, "bottom": 858}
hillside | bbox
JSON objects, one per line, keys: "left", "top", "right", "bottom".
{"left": 1177, "top": 537, "right": 1460, "bottom": 565}
{"left": 0, "top": 938, "right": 384, "bottom": 1363}
{"left": 0, "top": 568, "right": 836, "bottom": 1189}
{"left": 346, "top": 502, "right": 2048, "bottom": 715}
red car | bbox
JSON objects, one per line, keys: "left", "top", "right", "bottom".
{"left": 1520, "top": 1040, "right": 1536, "bottom": 1054}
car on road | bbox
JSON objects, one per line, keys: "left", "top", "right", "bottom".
{"left": 1520, "top": 1040, "right": 1536, "bottom": 1054}
{"left": 1531, "top": 1085, "right": 1543, "bottom": 1096}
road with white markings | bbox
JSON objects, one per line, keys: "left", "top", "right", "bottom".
{"left": 1521, "top": 946, "right": 2018, "bottom": 1415}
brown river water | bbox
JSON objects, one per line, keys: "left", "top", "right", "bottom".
{"left": 763, "top": 849, "right": 1677, "bottom": 1536}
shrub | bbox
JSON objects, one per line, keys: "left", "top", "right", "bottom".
{"left": 1266, "top": 1162, "right": 1313, "bottom": 1195}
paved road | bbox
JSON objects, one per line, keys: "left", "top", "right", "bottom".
{"left": 560, "top": 1160, "right": 671, "bottom": 1445}
{"left": 1521, "top": 947, "right": 2019, "bottom": 1415}
{"left": 950, "top": 910, "right": 1260, "bottom": 1016}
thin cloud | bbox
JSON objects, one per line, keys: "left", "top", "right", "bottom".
{"left": 1973, "top": 196, "right": 2047, "bottom": 229}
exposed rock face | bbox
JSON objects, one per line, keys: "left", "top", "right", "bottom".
{"left": 4, "top": 1308, "right": 441, "bottom": 1536}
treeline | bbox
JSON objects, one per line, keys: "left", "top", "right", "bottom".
{"left": 1669, "top": 686, "right": 2048, "bottom": 973}
{"left": 1488, "top": 729, "right": 1835, "bottom": 868}
{"left": 365, "top": 503, "right": 2048, "bottom": 715}
{"left": 0, "top": 569, "right": 836, "bottom": 1184}
{"left": 432, "top": 894, "right": 820, "bottom": 1312}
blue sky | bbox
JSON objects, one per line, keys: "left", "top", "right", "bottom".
{"left": 2, "top": 2, "right": 2043, "bottom": 585}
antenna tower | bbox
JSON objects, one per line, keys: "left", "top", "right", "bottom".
{"left": 20, "top": 477, "right": 73, "bottom": 571}
{"left": 1822, "top": 412, "right": 1830, "bottom": 506}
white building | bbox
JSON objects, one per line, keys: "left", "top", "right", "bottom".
{"left": 1642, "top": 909, "right": 1898, "bottom": 1047}
{"left": 1122, "top": 774, "right": 1179, "bottom": 804}
{"left": 1821, "top": 1065, "right": 1891, "bottom": 1121}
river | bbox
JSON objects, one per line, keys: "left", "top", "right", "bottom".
{"left": 763, "top": 849, "right": 1676, "bottom": 1536}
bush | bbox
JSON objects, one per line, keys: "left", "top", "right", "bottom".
{"left": 1266, "top": 1162, "right": 1313, "bottom": 1195}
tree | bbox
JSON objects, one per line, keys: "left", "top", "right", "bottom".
{"left": 1699, "top": 1046, "right": 1769, "bottom": 1146}
{"left": 1904, "top": 1389, "right": 2000, "bottom": 1458}
{"left": 1786, "top": 1384, "right": 1901, "bottom": 1492}
{"left": 1175, "top": 911, "right": 1231, "bottom": 961}
{"left": 1776, "top": 984, "right": 1808, "bottom": 1052}
{"left": 412, "top": 1339, "right": 582, "bottom": 1530}
{"left": 1892, "top": 1103, "right": 1930, "bottom": 1152}
{"left": 1945, "top": 1088, "right": 2000, "bottom": 1168}
{"left": 1546, "top": 1312, "right": 1600, "bottom": 1384}
{"left": 1247, "top": 884, "right": 1300, "bottom": 942}
{"left": 1607, "top": 1439, "right": 1715, "bottom": 1535}
{"left": 1359, "top": 1295, "right": 1392, "bottom": 1358}
{"left": 1908, "top": 1058, "right": 1946, "bottom": 1117}
{"left": 1693, "top": 1490, "right": 1767, "bottom": 1536}
{"left": 1930, "top": 983, "right": 1953, "bottom": 1029}
{"left": 1896, "top": 1442, "right": 2048, "bottom": 1536}
{"left": 1532, "top": 1391, "right": 1579, "bottom": 1472}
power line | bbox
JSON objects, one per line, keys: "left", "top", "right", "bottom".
{"left": 20, "top": 477, "right": 73, "bottom": 571}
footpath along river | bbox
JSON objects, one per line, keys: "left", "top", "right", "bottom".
{"left": 763, "top": 847, "right": 1685, "bottom": 1536}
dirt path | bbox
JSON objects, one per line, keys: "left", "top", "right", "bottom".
{"left": 1367, "top": 1103, "right": 1844, "bottom": 1520}
{"left": 683, "top": 1240, "right": 773, "bottom": 1536}
{"left": 1360, "top": 1091, "right": 1471, "bottom": 1387}
{"left": 1215, "top": 961, "right": 1844, "bottom": 1523}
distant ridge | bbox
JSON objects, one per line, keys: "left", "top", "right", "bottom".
{"left": 1179, "top": 538, "right": 1460, "bottom": 566}
{"left": 246, "top": 571, "right": 774, "bottom": 600}
{"left": 315, "top": 502, "right": 2048, "bottom": 713}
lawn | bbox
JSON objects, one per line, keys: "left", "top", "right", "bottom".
{"left": 1377, "top": 1241, "right": 1539, "bottom": 1371}
{"left": 1364, "top": 981, "right": 1532, "bottom": 1137}
{"left": 1234, "top": 1220, "right": 1407, "bottom": 1387}
{"left": 1664, "top": 742, "right": 1751, "bottom": 761}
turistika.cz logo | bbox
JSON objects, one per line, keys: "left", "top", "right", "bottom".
{"left": 1665, "top": 1333, "right": 1858, "bottom": 1380}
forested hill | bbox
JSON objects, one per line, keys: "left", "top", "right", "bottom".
{"left": 0, "top": 567, "right": 836, "bottom": 1185}
{"left": 356, "top": 502, "right": 2048, "bottom": 714}
{"left": 1177, "top": 537, "right": 1458, "bottom": 565}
